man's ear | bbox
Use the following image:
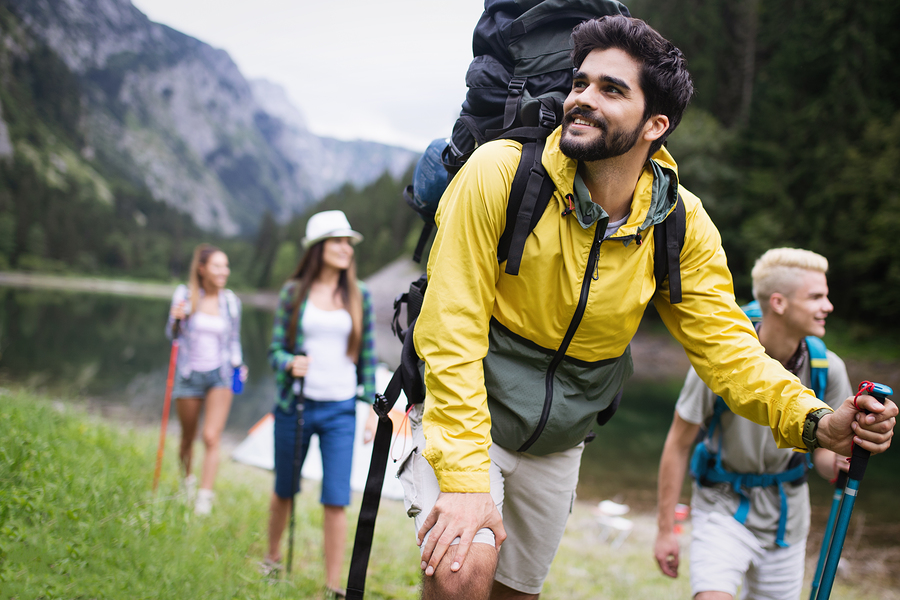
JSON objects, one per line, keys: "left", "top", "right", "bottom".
{"left": 643, "top": 114, "right": 669, "bottom": 142}
{"left": 769, "top": 292, "right": 788, "bottom": 316}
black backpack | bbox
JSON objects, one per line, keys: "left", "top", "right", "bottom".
{"left": 347, "top": 3, "right": 686, "bottom": 596}
{"left": 405, "top": 0, "right": 633, "bottom": 272}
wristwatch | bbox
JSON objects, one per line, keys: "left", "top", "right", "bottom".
{"left": 802, "top": 407, "right": 832, "bottom": 451}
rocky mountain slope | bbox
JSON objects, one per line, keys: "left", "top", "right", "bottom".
{"left": 3, "top": 0, "right": 417, "bottom": 234}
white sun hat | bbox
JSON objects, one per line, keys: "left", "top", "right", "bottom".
{"left": 301, "top": 210, "right": 364, "bottom": 249}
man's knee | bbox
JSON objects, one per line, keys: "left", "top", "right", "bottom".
{"left": 422, "top": 543, "right": 498, "bottom": 600}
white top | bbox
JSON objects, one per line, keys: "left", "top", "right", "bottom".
{"left": 188, "top": 311, "right": 228, "bottom": 372}
{"left": 301, "top": 301, "right": 358, "bottom": 401}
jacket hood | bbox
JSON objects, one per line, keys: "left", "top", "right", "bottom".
{"left": 543, "top": 127, "right": 680, "bottom": 238}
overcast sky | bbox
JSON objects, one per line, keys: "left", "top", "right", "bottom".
{"left": 131, "top": 0, "right": 487, "bottom": 151}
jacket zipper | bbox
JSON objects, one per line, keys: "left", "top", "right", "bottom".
{"left": 517, "top": 225, "right": 603, "bottom": 452}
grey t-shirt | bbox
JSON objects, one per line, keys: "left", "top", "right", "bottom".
{"left": 676, "top": 342, "right": 851, "bottom": 548}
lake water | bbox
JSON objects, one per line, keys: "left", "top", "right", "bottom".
{"left": 1, "top": 285, "right": 897, "bottom": 527}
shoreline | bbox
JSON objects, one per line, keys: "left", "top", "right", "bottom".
{"left": 2, "top": 266, "right": 895, "bottom": 388}
{"left": 0, "top": 270, "right": 280, "bottom": 310}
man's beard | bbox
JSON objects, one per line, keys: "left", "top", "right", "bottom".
{"left": 559, "top": 108, "right": 645, "bottom": 161}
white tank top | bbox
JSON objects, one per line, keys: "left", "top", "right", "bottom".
{"left": 188, "top": 311, "right": 227, "bottom": 372}
{"left": 301, "top": 301, "right": 358, "bottom": 401}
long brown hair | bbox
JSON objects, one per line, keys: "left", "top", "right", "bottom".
{"left": 187, "top": 243, "right": 224, "bottom": 315}
{"left": 285, "top": 239, "right": 363, "bottom": 360}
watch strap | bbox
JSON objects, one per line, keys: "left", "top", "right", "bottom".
{"left": 802, "top": 407, "right": 832, "bottom": 451}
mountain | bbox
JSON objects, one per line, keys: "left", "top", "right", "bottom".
{"left": 249, "top": 79, "right": 417, "bottom": 201}
{"left": 3, "top": 0, "right": 417, "bottom": 235}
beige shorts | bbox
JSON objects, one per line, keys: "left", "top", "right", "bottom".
{"left": 690, "top": 509, "right": 807, "bottom": 599}
{"left": 398, "top": 404, "right": 583, "bottom": 595}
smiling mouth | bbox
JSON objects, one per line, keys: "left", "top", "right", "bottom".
{"left": 573, "top": 117, "right": 600, "bottom": 128}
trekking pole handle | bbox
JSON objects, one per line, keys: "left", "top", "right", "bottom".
{"left": 848, "top": 382, "right": 892, "bottom": 481}
{"left": 833, "top": 469, "right": 847, "bottom": 490}
{"left": 291, "top": 352, "right": 306, "bottom": 397}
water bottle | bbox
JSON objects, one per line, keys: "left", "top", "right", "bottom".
{"left": 232, "top": 366, "right": 244, "bottom": 394}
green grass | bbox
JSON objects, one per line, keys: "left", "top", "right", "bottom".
{"left": 0, "top": 388, "right": 419, "bottom": 599}
{"left": 0, "top": 388, "right": 894, "bottom": 599}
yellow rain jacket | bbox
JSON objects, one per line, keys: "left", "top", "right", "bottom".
{"left": 414, "top": 127, "right": 831, "bottom": 493}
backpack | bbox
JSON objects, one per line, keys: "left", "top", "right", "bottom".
{"left": 405, "top": 0, "right": 633, "bottom": 271}
{"left": 689, "top": 301, "right": 830, "bottom": 548}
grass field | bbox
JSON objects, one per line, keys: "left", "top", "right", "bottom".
{"left": 1, "top": 387, "right": 895, "bottom": 599}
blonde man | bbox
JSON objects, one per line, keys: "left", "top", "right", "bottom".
{"left": 654, "top": 248, "right": 852, "bottom": 600}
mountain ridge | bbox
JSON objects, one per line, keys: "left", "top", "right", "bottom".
{"left": 4, "top": 0, "right": 417, "bottom": 234}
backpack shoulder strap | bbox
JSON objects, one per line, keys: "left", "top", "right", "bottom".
{"left": 347, "top": 324, "right": 424, "bottom": 600}
{"left": 653, "top": 191, "right": 686, "bottom": 303}
{"left": 805, "top": 336, "right": 829, "bottom": 400}
{"left": 707, "top": 395, "right": 730, "bottom": 440}
{"left": 224, "top": 289, "right": 240, "bottom": 320}
{"left": 742, "top": 300, "right": 763, "bottom": 323}
{"left": 497, "top": 139, "right": 555, "bottom": 275}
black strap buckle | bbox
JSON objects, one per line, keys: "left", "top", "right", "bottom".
{"left": 507, "top": 77, "right": 527, "bottom": 95}
{"left": 539, "top": 105, "right": 557, "bottom": 129}
{"left": 373, "top": 393, "right": 392, "bottom": 420}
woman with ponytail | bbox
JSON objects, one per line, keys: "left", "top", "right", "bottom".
{"left": 264, "top": 210, "right": 377, "bottom": 595}
{"left": 166, "top": 243, "right": 245, "bottom": 515}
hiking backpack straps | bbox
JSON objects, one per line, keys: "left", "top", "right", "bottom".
{"left": 653, "top": 190, "right": 686, "bottom": 303}
{"left": 497, "top": 139, "right": 556, "bottom": 275}
{"left": 690, "top": 396, "right": 813, "bottom": 548}
{"left": 346, "top": 368, "right": 405, "bottom": 600}
{"left": 690, "top": 302, "right": 830, "bottom": 547}
{"left": 347, "top": 285, "right": 426, "bottom": 600}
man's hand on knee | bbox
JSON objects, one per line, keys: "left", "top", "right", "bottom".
{"left": 421, "top": 543, "right": 499, "bottom": 600}
{"left": 418, "top": 492, "right": 506, "bottom": 576}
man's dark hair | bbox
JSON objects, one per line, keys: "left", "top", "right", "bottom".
{"left": 571, "top": 15, "right": 693, "bottom": 158}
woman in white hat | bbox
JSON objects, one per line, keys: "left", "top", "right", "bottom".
{"left": 264, "top": 210, "right": 378, "bottom": 596}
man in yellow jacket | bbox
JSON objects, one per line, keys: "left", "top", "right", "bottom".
{"left": 402, "top": 15, "right": 896, "bottom": 600}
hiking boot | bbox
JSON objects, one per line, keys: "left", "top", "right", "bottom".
{"left": 324, "top": 586, "right": 346, "bottom": 600}
{"left": 194, "top": 488, "right": 215, "bottom": 515}
{"left": 180, "top": 474, "right": 197, "bottom": 503}
{"left": 258, "top": 558, "right": 282, "bottom": 577}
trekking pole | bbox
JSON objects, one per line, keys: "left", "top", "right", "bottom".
{"left": 152, "top": 320, "right": 181, "bottom": 492}
{"left": 287, "top": 354, "right": 306, "bottom": 575}
{"left": 814, "top": 381, "right": 892, "bottom": 600}
{"left": 808, "top": 469, "right": 847, "bottom": 600}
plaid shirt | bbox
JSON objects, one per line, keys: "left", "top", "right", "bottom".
{"left": 268, "top": 280, "right": 377, "bottom": 412}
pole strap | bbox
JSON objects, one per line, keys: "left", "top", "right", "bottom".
{"left": 346, "top": 369, "right": 405, "bottom": 599}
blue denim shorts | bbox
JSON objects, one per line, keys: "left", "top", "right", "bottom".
{"left": 273, "top": 397, "right": 356, "bottom": 506}
{"left": 172, "top": 368, "right": 229, "bottom": 399}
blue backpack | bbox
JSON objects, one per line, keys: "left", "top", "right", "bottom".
{"left": 689, "top": 300, "right": 829, "bottom": 547}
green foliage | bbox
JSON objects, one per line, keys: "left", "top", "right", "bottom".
{"left": 268, "top": 163, "right": 422, "bottom": 286}
{"left": 0, "top": 388, "right": 425, "bottom": 599}
{"left": 826, "top": 111, "right": 900, "bottom": 321}
{"left": 0, "top": 212, "right": 14, "bottom": 258}
{"left": 629, "top": 0, "right": 900, "bottom": 325}
{"left": 269, "top": 240, "right": 300, "bottom": 286}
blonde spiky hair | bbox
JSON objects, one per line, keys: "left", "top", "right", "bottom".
{"left": 751, "top": 248, "right": 828, "bottom": 309}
